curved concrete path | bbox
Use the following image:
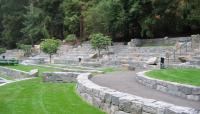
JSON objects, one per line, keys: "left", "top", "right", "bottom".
{"left": 91, "top": 71, "right": 200, "bottom": 109}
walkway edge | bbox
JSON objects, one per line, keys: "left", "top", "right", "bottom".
{"left": 0, "top": 78, "right": 35, "bottom": 87}
{"left": 136, "top": 71, "right": 200, "bottom": 101}
{"left": 76, "top": 73, "right": 200, "bottom": 114}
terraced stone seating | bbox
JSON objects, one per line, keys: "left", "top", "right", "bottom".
{"left": 0, "top": 59, "right": 19, "bottom": 65}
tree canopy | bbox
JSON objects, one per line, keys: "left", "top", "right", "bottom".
{"left": 40, "top": 38, "right": 61, "bottom": 63}
{"left": 0, "top": 0, "right": 199, "bottom": 48}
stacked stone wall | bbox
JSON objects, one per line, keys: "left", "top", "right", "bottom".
{"left": 0, "top": 66, "right": 38, "bottom": 79}
{"left": 76, "top": 73, "right": 200, "bottom": 114}
{"left": 42, "top": 72, "right": 79, "bottom": 83}
{"left": 136, "top": 71, "right": 200, "bottom": 101}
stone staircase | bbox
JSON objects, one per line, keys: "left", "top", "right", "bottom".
{"left": 53, "top": 43, "right": 96, "bottom": 65}
{"left": 166, "top": 39, "right": 200, "bottom": 67}
{"left": 0, "top": 49, "right": 24, "bottom": 59}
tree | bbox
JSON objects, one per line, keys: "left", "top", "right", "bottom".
{"left": 40, "top": 39, "right": 60, "bottom": 63}
{"left": 0, "top": 0, "right": 28, "bottom": 48}
{"left": 85, "top": 0, "right": 124, "bottom": 40}
{"left": 22, "top": 3, "right": 50, "bottom": 45}
{"left": 90, "top": 33, "right": 112, "bottom": 58}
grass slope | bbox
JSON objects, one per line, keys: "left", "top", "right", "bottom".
{"left": 146, "top": 68, "right": 200, "bottom": 86}
{"left": 0, "top": 65, "right": 105, "bottom": 114}
{"left": 5, "top": 65, "right": 59, "bottom": 73}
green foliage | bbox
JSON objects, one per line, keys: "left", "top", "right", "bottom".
{"left": 0, "top": 0, "right": 29, "bottom": 48}
{"left": 16, "top": 43, "right": 32, "bottom": 57}
{"left": 61, "top": 0, "right": 81, "bottom": 35}
{"left": 65, "top": 34, "right": 77, "bottom": 42}
{"left": 0, "top": 0, "right": 200, "bottom": 48}
{"left": 85, "top": 0, "right": 124, "bottom": 37}
{"left": 90, "top": 33, "right": 112, "bottom": 56}
{"left": 40, "top": 39, "right": 61, "bottom": 63}
{"left": 0, "top": 48, "right": 6, "bottom": 55}
{"left": 21, "top": 3, "right": 50, "bottom": 44}
{"left": 0, "top": 59, "right": 19, "bottom": 66}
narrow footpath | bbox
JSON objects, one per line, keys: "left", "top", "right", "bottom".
{"left": 91, "top": 71, "right": 200, "bottom": 109}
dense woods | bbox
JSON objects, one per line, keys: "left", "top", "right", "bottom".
{"left": 0, "top": 0, "right": 200, "bottom": 48}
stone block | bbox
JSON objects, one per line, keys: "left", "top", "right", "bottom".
{"left": 165, "top": 106, "right": 193, "bottom": 114}
{"left": 178, "top": 86, "right": 192, "bottom": 94}
{"left": 187, "top": 95, "right": 200, "bottom": 101}
{"left": 93, "top": 97, "right": 102, "bottom": 108}
{"left": 114, "top": 111, "right": 130, "bottom": 114}
{"left": 110, "top": 105, "right": 119, "bottom": 114}
{"left": 130, "top": 100, "right": 143, "bottom": 114}
{"left": 102, "top": 103, "right": 111, "bottom": 113}
{"left": 28, "top": 69, "right": 39, "bottom": 77}
{"left": 111, "top": 93, "right": 127, "bottom": 106}
{"left": 157, "top": 85, "right": 168, "bottom": 93}
{"left": 192, "top": 88, "right": 200, "bottom": 95}
{"left": 119, "top": 96, "right": 133, "bottom": 113}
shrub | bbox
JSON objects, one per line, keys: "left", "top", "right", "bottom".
{"left": 65, "top": 34, "right": 77, "bottom": 42}
{"left": 0, "top": 48, "right": 6, "bottom": 55}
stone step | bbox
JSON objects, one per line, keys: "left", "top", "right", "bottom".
{"left": 190, "top": 60, "right": 200, "bottom": 65}
{"left": 193, "top": 56, "right": 200, "bottom": 60}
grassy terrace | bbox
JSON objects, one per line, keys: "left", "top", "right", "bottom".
{"left": 146, "top": 68, "right": 200, "bottom": 86}
{"left": 0, "top": 65, "right": 105, "bottom": 114}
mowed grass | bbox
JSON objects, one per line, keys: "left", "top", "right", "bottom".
{"left": 5, "top": 65, "right": 59, "bottom": 74}
{"left": 146, "top": 68, "right": 200, "bottom": 86}
{"left": 0, "top": 65, "right": 105, "bottom": 114}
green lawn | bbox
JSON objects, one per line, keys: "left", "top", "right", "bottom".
{"left": 5, "top": 65, "right": 59, "bottom": 74}
{"left": 100, "top": 67, "right": 119, "bottom": 73}
{"left": 0, "top": 65, "right": 105, "bottom": 114}
{"left": 146, "top": 68, "right": 200, "bottom": 86}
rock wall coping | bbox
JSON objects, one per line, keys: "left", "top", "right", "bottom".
{"left": 136, "top": 71, "right": 200, "bottom": 101}
{"left": 76, "top": 73, "right": 200, "bottom": 114}
{"left": 0, "top": 66, "right": 38, "bottom": 79}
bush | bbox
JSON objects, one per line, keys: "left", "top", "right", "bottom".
{"left": 0, "top": 48, "right": 6, "bottom": 55}
{"left": 65, "top": 34, "right": 77, "bottom": 42}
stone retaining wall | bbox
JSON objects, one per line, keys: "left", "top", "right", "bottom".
{"left": 129, "top": 37, "right": 191, "bottom": 47}
{"left": 42, "top": 72, "right": 79, "bottom": 83}
{"left": 76, "top": 73, "right": 200, "bottom": 114}
{"left": 0, "top": 66, "right": 38, "bottom": 79}
{"left": 136, "top": 71, "right": 200, "bottom": 101}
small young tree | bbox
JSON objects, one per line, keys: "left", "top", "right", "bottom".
{"left": 90, "top": 33, "right": 112, "bottom": 58}
{"left": 40, "top": 39, "right": 60, "bottom": 63}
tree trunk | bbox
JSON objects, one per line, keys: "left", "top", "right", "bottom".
{"left": 123, "top": 0, "right": 130, "bottom": 42}
{"left": 80, "top": 14, "right": 84, "bottom": 40}
{"left": 49, "top": 54, "right": 52, "bottom": 63}
{"left": 98, "top": 49, "right": 100, "bottom": 61}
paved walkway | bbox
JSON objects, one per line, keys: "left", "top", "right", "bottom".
{"left": 91, "top": 71, "right": 200, "bottom": 109}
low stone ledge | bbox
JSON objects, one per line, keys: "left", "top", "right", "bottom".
{"left": 136, "top": 71, "right": 200, "bottom": 101}
{"left": 0, "top": 66, "right": 38, "bottom": 79}
{"left": 76, "top": 73, "right": 200, "bottom": 114}
{"left": 42, "top": 72, "right": 79, "bottom": 83}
